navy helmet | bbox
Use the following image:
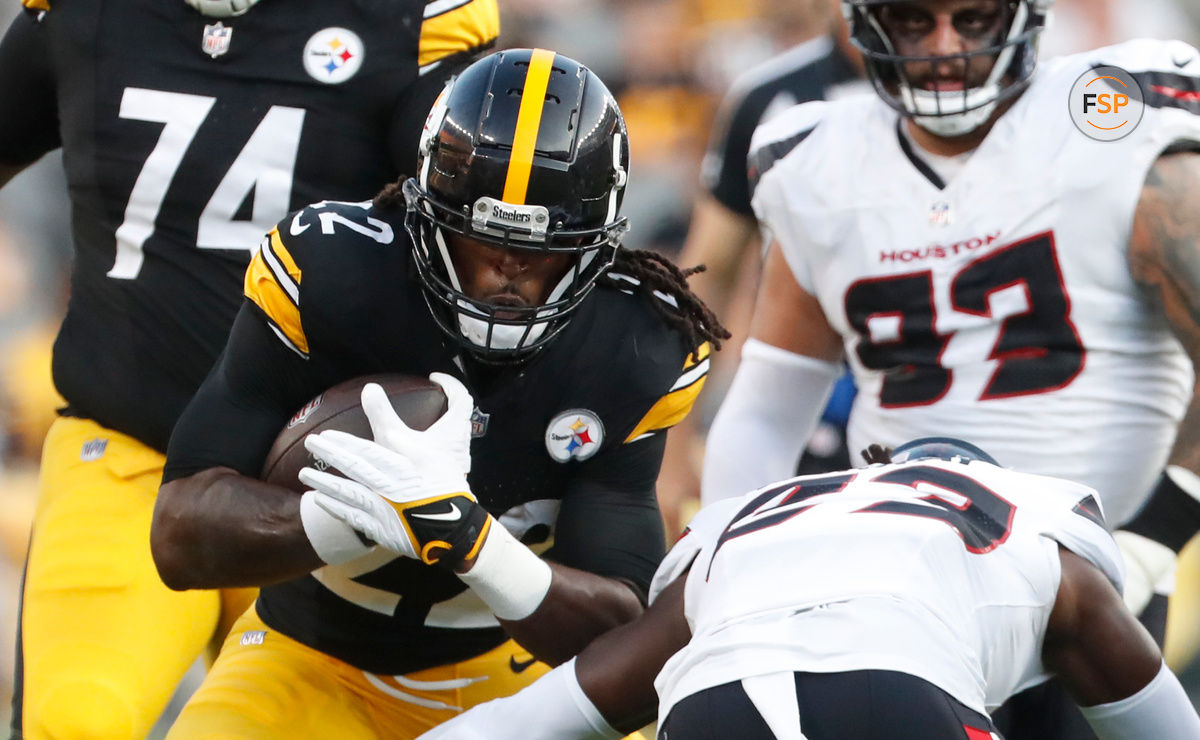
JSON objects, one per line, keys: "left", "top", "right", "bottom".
{"left": 890, "top": 437, "right": 1000, "bottom": 466}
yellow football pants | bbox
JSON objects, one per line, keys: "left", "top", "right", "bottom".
{"left": 17, "top": 417, "right": 256, "bottom": 739}
{"left": 169, "top": 606, "right": 646, "bottom": 739}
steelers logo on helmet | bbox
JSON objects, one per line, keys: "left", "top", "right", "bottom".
{"left": 842, "top": 0, "right": 1054, "bottom": 136}
{"left": 545, "top": 410, "right": 605, "bottom": 463}
{"left": 403, "top": 48, "right": 630, "bottom": 362}
{"left": 303, "top": 28, "right": 364, "bottom": 85}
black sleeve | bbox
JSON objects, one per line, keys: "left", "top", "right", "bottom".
{"left": 547, "top": 433, "right": 669, "bottom": 602}
{"left": 386, "top": 52, "right": 477, "bottom": 178}
{"left": 163, "top": 304, "right": 328, "bottom": 482}
{"left": 0, "top": 11, "right": 60, "bottom": 167}
{"left": 703, "top": 89, "right": 762, "bottom": 217}
{"left": 1123, "top": 471, "right": 1200, "bottom": 553}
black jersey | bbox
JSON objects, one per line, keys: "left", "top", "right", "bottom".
{"left": 701, "top": 35, "right": 862, "bottom": 217}
{"left": 0, "top": 0, "right": 498, "bottom": 452}
{"left": 163, "top": 200, "right": 710, "bottom": 674}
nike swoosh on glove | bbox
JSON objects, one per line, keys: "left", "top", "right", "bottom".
{"left": 301, "top": 455, "right": 490, "bottom": 567}
{"left": 299, "top": 376, "right": 486, "bottom": 567}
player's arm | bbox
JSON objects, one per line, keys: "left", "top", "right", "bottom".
{"left": 1118, "top": 150, "right": 1200, "bottom": 612}
{"left": 492, "top": 432, "right": 670, "bottom": 665}
{"left": 151, "top": 304, "right": 347, "bottom": 589}
{"left": 657, "top": 196, "right": 759, "bottom": 534}
{"left": 0, "top": 11, "right": 61, "bottom": 187}
{"left": 700, "top": 241, "right": 844, "bottom": 503}
{"left": 303, "top": 398, "right": 667, "bottom": 664}
{"left": 676, "top": 195, "right": 760, "bottom": 314}
{"left": 415, "top": 575, "right": 691, "bottom": 740}
{"left": 153, "top": 218, "right": 372, "bottom": 590}
{"left": 1045, "top": 546, "right": 1200, "bottom": 738}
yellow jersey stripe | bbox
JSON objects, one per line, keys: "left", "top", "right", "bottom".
{"left": 624, "top": 373, "right": 708, "bottom": 444}
{"left": 244, "top": 230, "right": 308, "bottom": 355}
{"left": 262, "top": 230, "right": 301, "bottom": 304}
{"left": 685, "top": 341, "right": 711, "bottom": 369}
{"left": 418, "top": 0, "right": 500, "bottom": 69}
{"left": 502, "top": 48, "right": 555, "bottom": 205}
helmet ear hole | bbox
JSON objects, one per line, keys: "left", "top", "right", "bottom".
{"left": 403, "top": 48, "right": 629, "bottom": 362}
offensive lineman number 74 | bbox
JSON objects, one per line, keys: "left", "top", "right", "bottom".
{"left": 109, "top": 87, "right": 304, "bottom": 280}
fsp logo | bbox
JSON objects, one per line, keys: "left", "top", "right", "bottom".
{"left": 1069, "top": 65, "right": 1144, "bottom": 141}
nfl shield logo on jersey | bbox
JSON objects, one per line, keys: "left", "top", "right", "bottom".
{"left": 202, "top": 22, "right": 232, "bottom": 59}
{"left": 470, "top": 406, "right": 490, "bottom": 438}
{"left": 929, "top": 201, "right": 954, "bottom": 227}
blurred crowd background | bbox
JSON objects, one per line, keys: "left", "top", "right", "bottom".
{"left": 0, "top": 0, "right": 1198, "bottom": 732}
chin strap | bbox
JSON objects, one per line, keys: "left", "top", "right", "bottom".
{"left": 184, "top": 0, "right": 262, "bottom": 18}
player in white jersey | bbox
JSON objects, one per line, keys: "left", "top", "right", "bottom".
{"left": 702, "top": 0, "right": 1200, "bottom": 695}
{"left": 415, "top": 438, "right": 1200, "bottom": 739}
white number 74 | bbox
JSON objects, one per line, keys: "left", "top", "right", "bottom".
{"left": 109, "top": 87, "right": 305, "bottom": 279}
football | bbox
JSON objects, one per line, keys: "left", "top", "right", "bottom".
{"left": 260, "top": 374, "right": 448, "bottom": 493}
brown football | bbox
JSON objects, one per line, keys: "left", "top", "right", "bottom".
{"left": 261, "top": 374, "right": 448, "bottom": 493}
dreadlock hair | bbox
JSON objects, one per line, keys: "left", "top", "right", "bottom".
{"left": 372, "top": 178, "right": 731, "bottom": 354}
{"left": 599, "top": 248, "right": 731, "bottom": 355}
{"left": 374, "top": 179, "right": 406, "bottom": 212}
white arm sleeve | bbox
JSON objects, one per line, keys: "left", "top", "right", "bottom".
{"left": 700, "top": 338, "right": 840, "bottom": 505}
{"left": 414, "top": 658, "right": 620, "bottom": 740}
{"left": 1079, "top": 661, "right": 1200, "bottom": 740}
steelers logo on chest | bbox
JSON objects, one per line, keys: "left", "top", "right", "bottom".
{"left": 545, "top": 409, "right": 605, "bottom": 463}
{"left": 303, "top": 27, "right": 364, "bottom": 84}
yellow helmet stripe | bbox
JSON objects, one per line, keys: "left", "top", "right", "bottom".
{"left": 502, "top": 48, "right": 556, "bottom": 205}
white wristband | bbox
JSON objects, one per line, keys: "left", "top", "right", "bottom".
{"left": 458, "top": 518, "right": 553, "bottom": 621}
{"left": 300, "top": 490, "right": 375, "bottom": 565}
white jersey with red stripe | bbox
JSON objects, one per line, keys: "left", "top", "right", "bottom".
{"left": 750, "top": 39, "right": 1200, "bottom": 526}
{"left": 649, "top": 458, "right": 1123, "bottom": 722}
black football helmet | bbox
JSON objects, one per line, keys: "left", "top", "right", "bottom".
{"left": 890, "top": 437, "right": 1000, "bottom": 466}
{"left": 843, "top": 0, "right": 1054, "bottom": 135}
{"left": 404, "top": 48, "right": 630, "bottom": 362}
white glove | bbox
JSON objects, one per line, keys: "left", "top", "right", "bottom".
{"left": 1114, "top": 530, "right": 1178, "bottom": 616}
{"left": 367, "top": 372, "right": 474, "bottom": 475}
{"left": 299, "top": 376, "right": 484, "bottom": 567}
{"left": 184, "top": 0, "right": 262, "bottom": 17}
